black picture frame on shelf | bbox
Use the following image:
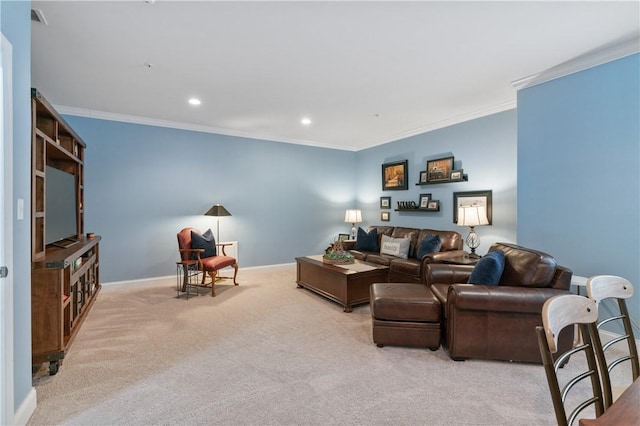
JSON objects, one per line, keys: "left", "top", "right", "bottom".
{"left": 419, "top": 193, "right": 431, "bottom": 208}
{"left": 419, "top": 171, "right": 428, "bottom": 184}
{"left": 453, "top": 190, "right": 493, "bottom": 224}
{"left": 426, "top": 200, "right": 440, "bottom": 211}
{"left": 382, "top": 160, "right": 408, "bottom": 191}
{"left": 450, "top": 169, "right": 464, "bottom": 181}
{"left": 427, "top": 156, "right": 454, "bottom": 183}
{"left": 380, "top": 196, "right": 391, "bottom": 209}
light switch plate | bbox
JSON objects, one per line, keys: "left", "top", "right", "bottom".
{"left": 17, "top": 198, "right": 24, "bottom": 220}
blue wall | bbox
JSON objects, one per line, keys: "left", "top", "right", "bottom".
{"left": 62, "top": 117, "right": 357, "bottom": 282}
{"left": 518, "top": 53, "right": 640, "bottom": 326}
{"left": 2, "top": 0, "right": 33, "bottom": 418}
{"left": 356, "top": 110, "right": 518, "bottom": 251}
{"left": 64, "top": 109, "right": 517, "bottom": 284}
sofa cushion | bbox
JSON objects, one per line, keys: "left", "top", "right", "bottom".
{"left": 380, "top": 235, "right": 411, "bottom": 259}
{"left": 417, "top": 234, "right": 442, "bottom": 259}
{"left": 490, "top": 242, "right": 557, "bottom": 288}
{"left": 362, "top": 253, "right": 394, "bottom": 266}
{"left": 467, "top": 251, "right": 505, "bottom": 285}
{"left": 353, "top": 227, "right": 378, "bottom": 252}
{"left": 191, "top": 228, "right": 216, "bottom": 258}
{"left": 390, "top": 227, "right": 420, "bottom": 257}
{"left": 389, "top": 258, "right": 421, "bottom": 278}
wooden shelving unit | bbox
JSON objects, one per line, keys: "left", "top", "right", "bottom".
{"left": 31, "top": 88, "right": 100, "bottom": 375}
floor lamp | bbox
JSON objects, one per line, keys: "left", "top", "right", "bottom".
{"left": 204, "top": 203, "right": 231, "bottom": 244}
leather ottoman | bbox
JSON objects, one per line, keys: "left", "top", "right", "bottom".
{"left": 370, "top": 283, "right": 441, "bottom": 350}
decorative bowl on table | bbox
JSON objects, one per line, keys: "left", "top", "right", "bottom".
{"left": 323, "top": 240, "right": 354, "bottom": 264}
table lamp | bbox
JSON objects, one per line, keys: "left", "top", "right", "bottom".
{"left": 457, "top": 205, "right": 489, "bottom": 258}
{"left": 344, "top": 209, "right": 362, "bottom": 240}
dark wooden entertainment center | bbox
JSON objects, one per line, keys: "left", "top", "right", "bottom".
{"left": 31, "top": 88, "right": 101, "bottom": 375}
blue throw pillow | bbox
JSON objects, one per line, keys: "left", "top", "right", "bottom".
{"left": 467, "top": 250, "right": 505, "bottom": 286}
{"left": 417, "top": 234, "right": 442, "bottom": 259}
{"left": 191, "top": 229, "right": 217, "bottom": 259}
{"left": 353, "top": 227, "right": 379, "bottom": 252}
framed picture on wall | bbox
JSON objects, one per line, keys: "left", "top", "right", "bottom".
{"left": 380, "top": 196, "right": 391, "bottom": 209}
{"left": 419, "top": 171, "right": 428, "bottom": 184}
{"left": 453, "top": 190, "right": 493, "bottom": 224}
{"left": 426, "top": 200, "right": 440, "bottom": 211}
{"left": 381, "top": 211, "right": 390, "bottom": 222}
{"left": 426, "top": 156, "right": 454, "bottom": 183}
{"left": 450, "top": 169, "right": 464, "bottom": 181}
{"left": 382, "top": 160, "right": 408, "bottom": 191}
{"left": 419, "top": 193, "right": 431, "bottom": 209}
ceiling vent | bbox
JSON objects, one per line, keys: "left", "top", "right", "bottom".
{"left": 31, "top": 8, "right": 48, "bottom": 25}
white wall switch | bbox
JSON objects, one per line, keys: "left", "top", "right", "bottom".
{"left": 17, "top": 198, "right": 24, "bottom": 220}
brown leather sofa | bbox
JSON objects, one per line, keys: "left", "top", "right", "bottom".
{"left": 425, "top": 242, "right": 573, "bottom": 363}
{"left": 345, "top": 225, "right": 466, "bottom": 283}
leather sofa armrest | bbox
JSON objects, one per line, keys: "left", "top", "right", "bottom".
{"left": 447, "top": 284, "right": 571, "bottom": 314}
{"left": 422, "top": 249, "right": 469, "bottom": 263}
{"left": 422, "top": 263, "right": 474, "bottom": 286}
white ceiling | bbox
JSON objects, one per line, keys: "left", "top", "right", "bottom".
{"left": 31, "top": 1, "right": 640, "bottom": 151}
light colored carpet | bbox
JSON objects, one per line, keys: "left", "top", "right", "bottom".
{"left": 28, "top": 265, "right": 631, "bottom": 425}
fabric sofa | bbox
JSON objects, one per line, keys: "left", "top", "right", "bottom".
{"left": 345, "top": 225, "right": 466, "bottom": 283}
{"left": 425, "top": 242, "right": 573, "bottom": 363}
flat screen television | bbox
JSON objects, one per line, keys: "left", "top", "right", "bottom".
{"left": 45, "top": 165, "right": 79, "bottom": 246}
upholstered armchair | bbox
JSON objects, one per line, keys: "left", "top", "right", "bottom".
{"left": 177, "top": 227, "right": 238, "bottom": 296}
{"left": 425, "top": 242, "right": 573, "bottom": 363}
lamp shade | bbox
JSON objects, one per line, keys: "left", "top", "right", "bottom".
{"left": 457, "top": 206, "right": 489, "bottom": 227}
{"left": 344, "top": 209, "right": 362, "bottom": 224}
{"left": 205, "top": 204, "right": 231, "bottom": 217}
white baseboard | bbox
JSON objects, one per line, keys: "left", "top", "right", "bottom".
{"left": 101, "top": 263, "right": 296, "bottom": 288}
{"left": 13, "top": 387, "right": 36, "bottom": 426}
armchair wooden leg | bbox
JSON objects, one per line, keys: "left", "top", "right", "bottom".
{"left": 209, "top": 271, "right": 217, "bottom": 296}
{"left": 231, "top": 263, "right": 238, "bottom": 285}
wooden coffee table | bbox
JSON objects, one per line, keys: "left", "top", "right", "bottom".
{"left": 295, "top": 255, "right": 389, "bottom": 312}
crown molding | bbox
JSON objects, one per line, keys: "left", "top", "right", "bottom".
{"left": 54, "top": 106, "right": 358, "bottom": 152}
{"left": 361, "top": 100, "right": 517, "bottom": 150}
{"left": 511, "top": 35, "right": 640, "bottom": 91}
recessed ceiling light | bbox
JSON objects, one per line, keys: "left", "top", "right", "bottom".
{"left": 301, "top": 117, "right": 312, "bottom": 125}
{"left": 188, "top": 98, "right": 201, "bottom": 106}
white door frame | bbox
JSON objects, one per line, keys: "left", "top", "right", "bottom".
{"left": 0, "top": 32, "right": 15, "bottom": 426}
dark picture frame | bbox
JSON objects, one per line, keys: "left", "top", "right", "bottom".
{"left": 419, "top": 171, "right": 428, "bottom": 184}
{"left": 380, "top": 196, "right": 391, "bottom": 209}
{"left": 382, "top": 160, "right": 408, "bottom": 191}
{"left": 381, "top": 211, "right": 390, "bottom": 222}
{"left": 426, "top": 156, "right": 454, "bottom": 183}
{"left": 337, "top": 233, "right": 350, "bottom": 242}
{"left": 453, "top": 190, "right": 493, "bottom": 224}
{"left": 419, "top": 193, "right": 431, "bottom": 209}
{"left": 450, "top": 169, "right": 464, "bottom": 182}
{"left": 426, "top": 200, "right": 440, "bottom": 211}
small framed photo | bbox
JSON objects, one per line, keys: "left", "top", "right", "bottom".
{"left": 381, "top": 211, "right": 390, "bottom": 222}
{"left": 380, "top": 196, "right": 391, "bottom": 209}
{"left": 450, "top": 169, "right": 464, "bottom": 181}
{"left": 427, "top": 156, "right": 454, "bottom": 183}
{"left": 426, "top": 200, "right": 440, "bottom": 211}
{"left": 419, "top": 193, "right": 431, "bottom": 209}
{"left": 419, "top": 171, "right": 428, "bottom": 184}
{"left": 338, "top": 233, "right": 350, "bottom": 242}
{"left": 382, "top": 160, "right": 408, "bottom": 191}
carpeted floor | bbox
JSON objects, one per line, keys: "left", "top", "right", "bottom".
{"left": 28, "top": 265, "right": 631, "bottom": 425}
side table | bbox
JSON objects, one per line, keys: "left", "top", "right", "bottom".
{"left": 571, "top": 275, "right": 588, "bottom": 295}
{"left": 438, "top": 256, "right": 480, "bottom": 266}
{"left": 176, "top": 260, "right": 200, "bottom": 299}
